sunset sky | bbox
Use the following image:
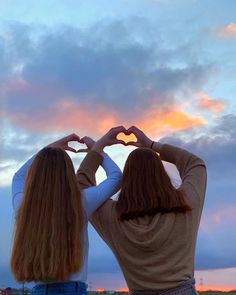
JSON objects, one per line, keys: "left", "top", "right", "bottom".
{"left": 1, "top": 0, "right": 236, "bottom": 290}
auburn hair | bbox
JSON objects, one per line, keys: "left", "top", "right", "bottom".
{"left": 10, "top": 147, "right": 84, "bottom": 282}
{"left": 116, "top": 148, "right": 192, "bottom": 220}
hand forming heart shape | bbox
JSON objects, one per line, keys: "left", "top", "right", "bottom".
{"left": 59, "top": 125, "right": 150, "bottom": 153}
{"left": 67, "top": 129, "right": 138, "bottom": 153}
{"left": 116, "top": 132, "right": 137, "bottom": 145}
{"left": 68, "top": 140, "right": 87, "bottom": 152}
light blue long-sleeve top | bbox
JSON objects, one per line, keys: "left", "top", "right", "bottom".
{"left": 12, "top": 152, "right": 122, "bottom": 284}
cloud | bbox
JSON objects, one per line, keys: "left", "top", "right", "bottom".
{"left": 1, "top": 99, "right": 118, "bottom": 135}
{"left": 158, "top": 113, "right": 236, "bottom": 270}
{"left": 1, "top": 98, "right": 205, "bottom": 137}
{"left": 163, "top": 114, "right": 236, "bottom": 175}
{"left": 200, "top": 205, "right": 236, "bottom": 233}
{"left": 0, "top": 160, "right": 19, "bottom": 187}
{"left": 0, "top": 21, "right": 215, "bottom": 137}
{"left": 195, "top": 92, "right": 225, "bottom": 113}
{"left": 137, "top": 106, "right": 205, "bottom": 136}
{"left": 1, "top": 18, "right": 236, "bottom": 287}
{"left": 215, "top": 22, "right": 236, "bottom": 39}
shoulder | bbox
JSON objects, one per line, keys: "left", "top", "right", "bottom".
{"left": 98, "top": 199, "right": 116, "bottom": 214}
{"left": 90, "top": 199, "right": 117, "bottom": 222}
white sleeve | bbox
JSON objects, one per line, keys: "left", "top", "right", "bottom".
{"left": 82, "top": 153, "right": 122, "bottom": 218}
{"left": 12, "top": 155, "right": 35, "bottom": 213}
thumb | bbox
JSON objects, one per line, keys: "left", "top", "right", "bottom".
{"left": 76, "top": 148, "right": 89, "bottom": 153}
{"left": 116, "top": 139, "right": 126, "bottom": 145}
{"left": 125, "top": 141, "right": 139, "bottom": 147}
{"left": 66, "top": 146, "right": 77, "bottom": 153}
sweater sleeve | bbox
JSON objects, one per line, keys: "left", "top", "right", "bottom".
{"left": 159, "top": 144, "right": 207, "bottom": 207}
{"left": 89, "top": 199, "right": 114, "bottom": 244}
{"left": 12, "top": 155, "right": 35, "bottom": 213}
{"left": 76, "top": 150, "right": 103, "bottom": 189}
{"left": 81, "top": 153, "right": 122, "bottom": 218}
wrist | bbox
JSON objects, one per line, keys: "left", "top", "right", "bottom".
{"left": 150, "top": 141, "right": 155, "bottom": 149}
{"left": 146, "top": 139, "right": 153, "bottom": 148}
{"left": 152, "top": 141, "right": 163, "bottom": 153}
{"left": 91, "top": 139, "right": 105, "bottom": 154}
{"left": 46, "top": 142, "right": 57, "bottom": 148}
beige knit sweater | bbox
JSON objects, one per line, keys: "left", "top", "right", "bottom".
{"left": 78, "top": 145, "right": 207, "bottom": 290}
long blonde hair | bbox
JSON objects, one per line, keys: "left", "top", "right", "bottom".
{"left": 10, "top": 147, "right": 84, "bottom": 282}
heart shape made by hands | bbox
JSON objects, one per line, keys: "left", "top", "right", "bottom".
{"left": 117, "top": 132, "right": 137, "bottom": 144}
{"left": 68, "top": 140, "right": 87, "bottom": 152}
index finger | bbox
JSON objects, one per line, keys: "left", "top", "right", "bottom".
{"left": 125, "top": 141, "right": 140, "bottom": 147}
{"left": 65, "top": 146, "right": 77, "bottom": 153}
{"left": 127, "top": 126, "right": 142, "bottom": 135}
{"left": 66, "top": 133, "right": 81, "bottom": 142}
{"left": 111, "top": 126, "right": 127, "bottom": 134}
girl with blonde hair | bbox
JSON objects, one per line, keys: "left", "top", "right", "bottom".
{"left": 10, "top": 126, "right": 125, "bottom": 295}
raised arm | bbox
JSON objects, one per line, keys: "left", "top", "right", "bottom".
{"left": 12, "top": 133, "right": 81, "bottom": 213}
{"left": 82, "top": 153, "right": 122, "bottom": 217}
{"left": 78, "top": 127, "right": 126, "bottom": 217}
{"left": 76, "top": 150, "right": 103, "bottom": 189}
{"left": 154, "top": 142, "right": 206, "bottom": 205}
{"left": 126, "top": 126, "right": 207, "bottom": 207}
{"left": 152, "top": 142, "right": 206, "bottom": 183}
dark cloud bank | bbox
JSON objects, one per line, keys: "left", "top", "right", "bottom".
{"left": 1, "top": 20, "right": 215, "bottom": 121}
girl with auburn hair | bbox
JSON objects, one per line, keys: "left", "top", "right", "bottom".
{"left": 116, "top": 147, "right": 191, "bottom": 220}
{"left": 89, "top": 126, "right": 207, "bottom": 295}
{"left": 10, "top": 127, "right": 125, "bottom": 295}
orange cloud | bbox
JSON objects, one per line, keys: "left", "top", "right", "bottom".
{"left": 216, "top": 22, "right": 236, "bottom": 39}
{"left": 53, "top": 100, "right": 121, "bottom": 136}
{"left": 137, "top": 107, "right": 205, "bottom": 137}
{"left": 1, "top": 100, "right": 119, "bottom": 136}
{"left": 2, "top": 99, "right": 206, "bottom": 139}
{"left": 195, "top": 92, "right": 225, "bottom": 113}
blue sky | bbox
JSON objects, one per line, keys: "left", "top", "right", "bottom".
{"left": 0, "top": 0, "right": 236, "bottom": 290}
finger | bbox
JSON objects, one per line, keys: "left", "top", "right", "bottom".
{"left": 67, "top": 133, "right": 80, "bottom": 142}
{"left": 127, "top": 126, "right": 143, "bottom": 138}
{"left": 125, "top": 141, "right": 140, "bottom": 147}
{"left": 76, "top": 148, "right": 89, "bottom": 153}
{"left": 111, "top": 126, "right": 127, "bottom": 134}
{"left": 80, "top": 137, "right": 86, "bottom": 143}
{"left": 127, "top": 126, "right": 140, "bottom": 134}
{"left": 80, "top": 137, "right": 95, "bottom": 148}
{"left": 115, "top": 139, "right": 126, "bottom": 145}
{"left": 81, "top": 136, "right": 93, "bottom": 142}
{"left": 124, "top": 129, "right": 132, "bottom": 135}
{"left": 65, "top": 146, "right": 77, "bottom": 153}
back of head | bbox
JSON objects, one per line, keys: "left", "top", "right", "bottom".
{"left": 116, "top": 148, "right": 191, "bottom": 220}
{"left": 11, "top": 147, "right": 84, "bottom": 282}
